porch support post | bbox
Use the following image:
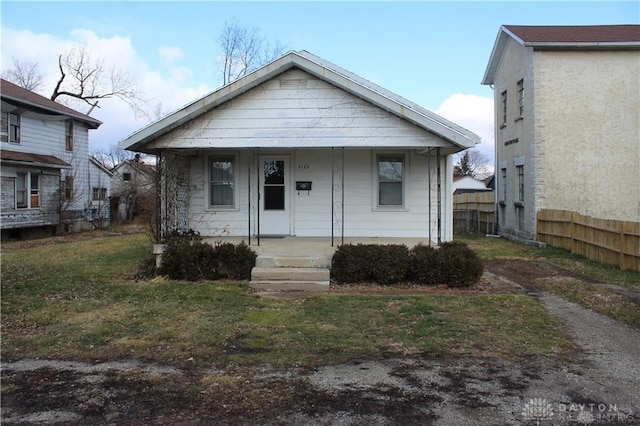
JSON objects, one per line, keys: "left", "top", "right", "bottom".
{"left": 436, "top": 148, "right": 442, "bottom": 245}
{"left": 155, "top": 150, "right": 161, "bottom": 243}
{"left": 247, "top": 151, "right": 251, "bottom": 246}
{"left": 427, "top": 149, "right": 432, "bottom": 246}
{"left": 331, "top": 147, "right": 334, "bottom": 246}
{"left": 256, "top": 149, "right": 260, "bottom": 246}
{"left": 341, "top": 147, "right": 344, "bottom": 245}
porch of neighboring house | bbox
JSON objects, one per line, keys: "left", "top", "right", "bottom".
{"left": 202, "top": 235, "right": 435, "bottom": 292}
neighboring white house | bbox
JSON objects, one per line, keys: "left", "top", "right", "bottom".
{"left": 1, "top": 78, "right": 103, "bottom": 240}
{"left": 88, "top": 156, "right": 113, "bottom": 228}
{"left": 452, "top": 175, "right": 491, "bottom": 195}
{"left": 482, "top": 25, "right": 640, "bottom": 243}
{"left": 120, "top": 51, "right": 479, "bottom": 243}
{"left": 110, "top": 156, "right": 156, "bottom": 223}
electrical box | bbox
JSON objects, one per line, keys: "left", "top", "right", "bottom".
{"left": 296, "top": 181, "right": 312, "bottom": 191}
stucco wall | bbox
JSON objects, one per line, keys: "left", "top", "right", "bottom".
{"left": 534, "top": 50, "right": 640, "bottom": 222}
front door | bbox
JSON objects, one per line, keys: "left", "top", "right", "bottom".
{"left": 260, "top": 156, "right": 290, "bottom": 235}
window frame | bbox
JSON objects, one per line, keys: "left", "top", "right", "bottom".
{"left": 516, "top": 165, "right": 524, "bottom": 203}
{"left": 500, "top": 167, "right": 507, "bottom": 204}
{"left": 208, "top": 154, "right": 238, "bottom": 210}
{"left": 64, "top": 176, "right": 74, "bottom": 201}
{"left": 92, "top": 187, "right": 108, "bottom": 201}
{"left": 516, "top": 79, "right": 524, "bottom": 119}
{"left": 9, "top": 113, "right": 20, "bottom": 143}
{"left": 122, "top": 172, "right": 132, "bottom": 182}
{"left": 15, "top": 172, "right": 40, "bottom": 209}
{"left": 65, "top": 120, "right": 74, "bottom": 151}
{"left": 374, "top": 153, "right": 406, "bottom": 210}
{"left": 500, "top": 90, "right": 507, "bottom": 128}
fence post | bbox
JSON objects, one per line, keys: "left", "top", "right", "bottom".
{"left": 620, "top": 221, "right": 626, "bottom": 270}
{"left": 571, "top": 211, "right": 578, "bottom": 255}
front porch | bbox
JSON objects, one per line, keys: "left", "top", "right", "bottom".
{"left": 203, "top": 236, "right": 435, "bottom": 292}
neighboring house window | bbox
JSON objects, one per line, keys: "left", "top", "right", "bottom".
{"left": 501, "top": 91, "right": 507, "bottom": 127}
{"left": 209, "top": 156, "right": 235, "bottom": 207}
{"left": 93, "top": 187, "right": 108, "bottom": 200}
{"left": 16, "top": 172, "right": 39, "bottom": 209}
{"left": 517, "top": 80, "right": 524, "bottom": 118}
{"left": 516, "top": 165, "right": 524, "bottom": 202}
{"left": 377, "top": 154, "right": 404, "bottom": 207}
{"left": 122, "top": 172, "right": 132, "bottom": 181}
{"left": 64, "top": 176, "right": 74, "bottom": 200}
{"left": 501, "top": 168, "right": 507, "bottom": 202}
{"left": 9, "top": 113, "right": 20, "bottom": 143}
{"left": 65, "top": 121, "right": 74, "bottom": 151}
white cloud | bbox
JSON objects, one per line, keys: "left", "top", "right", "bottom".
{"left": 158, "top": 46, "right": 184, "bottom": 63}
{"left": 1, "top": 26, "right": 212, "bottom": 153}
{"left": 435, "top": 93, "right": 495, "bottom": 172}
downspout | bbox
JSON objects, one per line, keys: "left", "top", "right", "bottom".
{"left": 427, "top": 149, "right": 432, "bottom": 246}
{"left": 156, "top": 150, "right": 161, "bottom": 243}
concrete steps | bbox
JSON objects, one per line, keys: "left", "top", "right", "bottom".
{"left": 250, "top": 255, "right": 331, "bottom": 292}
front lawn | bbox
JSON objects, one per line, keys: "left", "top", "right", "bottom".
{"left": 1, "top": 233, "right": 574, "bottom": 367}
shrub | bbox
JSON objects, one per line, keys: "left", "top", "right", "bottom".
{"left": 212, "top": 241, "right": 257, "bottom": 280}
{"left": 437, "top": 241, "right": 484, "bottom": 288}
{"left": 331, "top": 244, "right": 409, "bottom": 285}
{"left": 407, "top": 244, "right": 440, "bottom": 285}
{"left": 156, "top": 231, "right": 257, "bottom": 281}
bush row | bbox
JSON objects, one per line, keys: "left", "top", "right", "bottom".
{"left": 331, "top": 241, "right": 483, "bottom": 287}
{"left": 155, "top": 230, "right": 257, "bottom": 281}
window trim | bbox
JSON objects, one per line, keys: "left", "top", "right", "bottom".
{"left": 15, "top": 172, "right": 40, "bottom": 209}
{"left": 9, "top": 112, "right": 20, "bottom": 143}
{"left": 207, "top": 153, "right": 239, "bottom": 211}
{"left": 373, "top": 152, "right": 407, "bottom": 211}
{"left": 93, "top": 187, "right": 108, "bottom": 201}
{"left": 500, "top": 90, "right": 507, "bottom": 128}
{"left": 122, "top": 172, "right": 132, "bottom": 182}
{"left": 516, "top": 79, "right": 524, "bottom": 120}
{"left": 501, "top": 167, "right": 507, "bottom": 202}
{"left": 65, "top": 120, "right": 74, "bottom": 151}
{"left": 516, "top": 165, "right": 524, "bottom": 203}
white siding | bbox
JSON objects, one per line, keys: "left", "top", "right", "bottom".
{"left": 186, "top": 148, "right": 451, "bottom": 241}
{"left": 150, "top": 69, "right": 451, "bottom": 150}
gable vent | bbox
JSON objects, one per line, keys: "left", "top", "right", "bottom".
{"left": 279, "top": 79, "right": 307, "bottom": 89}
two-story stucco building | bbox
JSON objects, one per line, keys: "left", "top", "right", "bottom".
{"left": 482, "top": 25, "right": 640, "bottom": 243}
{"left": 1, "top": 79, "right": 105, "bottom": 240}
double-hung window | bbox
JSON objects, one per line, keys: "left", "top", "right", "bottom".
{"left": 65, "top": 120, "right": 74, "bottom": 151}
{"left": 516, "top": 165, "right": 524, "bottom": 202}
{"left": 377, "top": 154, "right": 404, "bottom": 207}
{"left": 501, "top": 168, "right": 507, "bottom": 202}
{"left": 9, "top": 113, "right": 20, "bottom": 143}
{"left": 517, "top": 80, "right": 524, "bottom": 118}
{"left": 93, "top": 187, "right": 108, "bottom": 200}
{"left": 501, "top": 91, "right": 507, "bottom": 127}
{"left": 16, "top": 172, "right": 39, "bottom": 209}
{"left": 209, "top": 156, "right": 235, "bottom": 208}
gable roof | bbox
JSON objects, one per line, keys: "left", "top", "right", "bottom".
{"left": 482, "top": 25, "right": 640, "bottom": 85}
{"left": 1, "top": 78, "right": 102, "bottom": 129}
{"left": 112, "top": 158, "right": 156, "bottom": 177}
{"left": 120, "top": 50, "right": 479, "bottom": 152}
{"left": 89, "top": 157, "right": 114, "bottom": 177}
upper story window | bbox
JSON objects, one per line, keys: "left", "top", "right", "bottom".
{"left": 64, "top": 176, "right": 74, "bottom": 201}
{"left": 65, "top": 120, "right": 74, "bottom": 151}
{"left": 516, "top": 165, "right": 524, "bottom": 203}
{"left": 16, "top": 172, "right": 40, "bottom": 209}
{"left": 377, "top": 154, "right": 404, "bottom": 207}
{"left": 517, "top": 79, "right": 524, "bottom": 119}
{"left": 122, "top": 172, "right": 132, "bottom": 181}
{"left": 500, "top": 91, "right": 507, "bottom": 128}
{"left": 501, "top": 168, "right": 507, "bottom": 202}
{"left": 9, "top": 113, "right": 20, "bottom": 143}
{"left": 209, "top": 155, "right": 235, "bottom": 208}
{"left": 93, "top": 187, "right": 108, "bottom": 200}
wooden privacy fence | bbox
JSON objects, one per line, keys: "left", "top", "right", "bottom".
{"left": 453, "top": 191, "right": 495, "bottom": 235}
{"left": 537, "top": 209, "right": 640, "bottom": 271}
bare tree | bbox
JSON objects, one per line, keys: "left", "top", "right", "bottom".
{"left": 217, "top": 20, "right": 286, "bottom": 85}
{"left": 50, "top": 45, "right": 146, "bottom": 114}
{"left": 92, "top": 144, "right": 138, "bottom": 170}
{"left": 454, "top": 149, "right": 490, "bottom": 179}
{"left": 2, "top": 57, "right": 45, "bottom": 92}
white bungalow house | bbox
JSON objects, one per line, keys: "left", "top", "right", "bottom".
{"left": 120, "top": 51, "right": 479, "bottom": 246}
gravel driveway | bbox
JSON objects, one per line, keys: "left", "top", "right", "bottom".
{"left": 2, "top": 262, "right": 639, "bottom": 425}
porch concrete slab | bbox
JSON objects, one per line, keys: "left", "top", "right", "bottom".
{"left": 256, "top": 255, "right": 331, "bottom": 268}
{"left": 251, "top": 267, "right": 330, "bottom": 282}
{"left": 249, "top": 281, "right": 330, "bottom": 292}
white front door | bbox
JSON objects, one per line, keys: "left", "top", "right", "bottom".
{"left": 260, "top": 156, "right": 290, "bottom": 235}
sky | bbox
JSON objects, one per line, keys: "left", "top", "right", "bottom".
{"left": 2, "top": 1, "right": 638, "bottom": 170}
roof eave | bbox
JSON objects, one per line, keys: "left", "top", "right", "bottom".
{"left": 2, "top": 94, "right": 103, "bottom": 129}
{"left": 1, "top": 159, "right": 72, "bottom": 169}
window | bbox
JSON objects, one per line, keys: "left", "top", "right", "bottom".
{"left": 377, "top": 154, "right": 404, "bottom": 206}
{"left": 9, "top": 113, "right": 20, "bottom": 143}
{"left": 517, "top": 79, "right": 524, "bottom": 118}
{"left": 516, "top": 165, "right": 524, "bottom": 202}
{"left": 501, "top": 168, "right": 507, "bottom": 202}
{"left": 64, "top": 176, "right": 74, "bottom": 200}
{"left": 122, "top": 172, "right": 132, "bottom": 181}
{"left": 93, "top": 187, "right": 108, "bottom": 200}
{"left": 15, "top": 172, "right": 39, "bottom": 209}
{"left": 500, "top": 91, "right": 507, "bottom": 127}
{"left": 65, "top": 121, "right": 74, "bottom": 151}
{"left": 209, "top": 156, "right": 235, "bottom": 208}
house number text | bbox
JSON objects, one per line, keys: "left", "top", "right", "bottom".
{"left": 297, "top": 164, "right": 310, "bottom": 169}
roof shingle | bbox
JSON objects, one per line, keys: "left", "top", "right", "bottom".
{"left": 504, "top": 24, "right": 640, "bottom": 44}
